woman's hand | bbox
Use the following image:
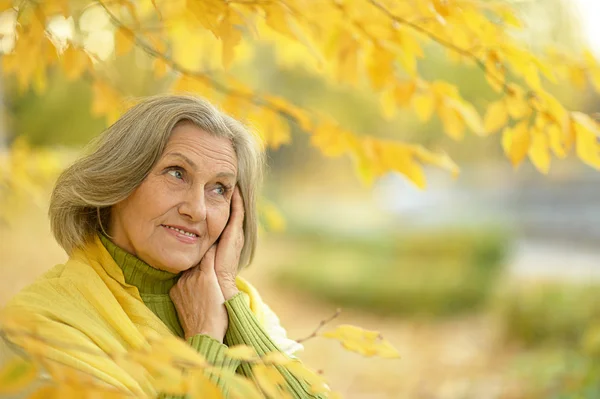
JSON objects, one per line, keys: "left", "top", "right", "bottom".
{"left": 214, "top": 186, "right": 244, "bottom": 300}
{"left": 170, "top": 246, "right": 228, "bottom": 342}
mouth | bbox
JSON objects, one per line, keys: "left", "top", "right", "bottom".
{"left": 160, "top": 224, "right": 200, "bottom": 238}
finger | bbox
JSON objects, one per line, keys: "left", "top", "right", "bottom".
{"left": 200, "top": 245, "right": 217, "bottom": 270}
{"left": 229, "top": 186, "right": 245, "bottom": 229}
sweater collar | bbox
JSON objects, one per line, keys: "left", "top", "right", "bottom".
{"left": 99, "top": 234, "right": 179, "bottom": 295}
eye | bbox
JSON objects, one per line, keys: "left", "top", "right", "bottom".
{"left": 166, "top": 167, "right": 184, "bottom": 180}
{"left": 213, "top": 183, "right": 230, "bottom": 196}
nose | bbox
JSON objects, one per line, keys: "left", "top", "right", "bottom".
{"left": 178, "top": 185, "right": 207, "bottom": 222}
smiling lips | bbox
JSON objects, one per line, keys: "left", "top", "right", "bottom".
{"left": 161, "top": 224, "right": 200, "bottom": 244}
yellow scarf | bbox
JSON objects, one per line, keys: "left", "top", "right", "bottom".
{"left": 0, "top": 235, "right": 275, "bottom": 396}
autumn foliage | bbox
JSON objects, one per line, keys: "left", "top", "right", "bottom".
{"left": 2, "top": 0, "right": 600, "bottom": 190}
{"left": 1, "top": 0, "right": 600, "bottom": 397}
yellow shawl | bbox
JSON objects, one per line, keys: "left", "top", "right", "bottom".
{"left": 0, "top": 235, "right": 295, "bottom": 396}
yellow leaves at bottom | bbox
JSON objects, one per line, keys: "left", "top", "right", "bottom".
{"left": 226, "top": 345, "right": 258, "bottom": 361}
{"left": 0, "top": 358, "right": 38, "bottom": 394}
{"left": 322, "top": 324, "right": 400, "bottom": 358}
{"left": 284, "top": 361, "right": 329, "bottom": 395}
{"left": 252, "top": 364, "right": 287, "bottom": 398}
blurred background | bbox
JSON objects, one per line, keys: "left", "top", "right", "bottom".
{"left": 1, "top": 0, "right": 600, "bottom": 398}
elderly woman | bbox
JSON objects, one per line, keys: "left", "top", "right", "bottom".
{"left": 1, "top": 95, "right": 318, "bottom": 398}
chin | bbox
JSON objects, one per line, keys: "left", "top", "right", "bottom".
{"left": 156, "top": 255, "right": 197, "bottom": 273}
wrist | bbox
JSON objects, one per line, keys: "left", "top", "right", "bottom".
{"left": 217, "top": 273, "right": 239, "bottom": 300}
{"left": 221, "top": 284, "right": 240, "bottom": 301}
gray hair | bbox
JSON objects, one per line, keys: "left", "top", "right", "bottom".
{"left": 49, "top": 94, "right": 264, "bottom": 269}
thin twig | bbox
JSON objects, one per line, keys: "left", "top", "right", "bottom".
{"left": 295, "top": 308, "right": 341, "bottom": 344}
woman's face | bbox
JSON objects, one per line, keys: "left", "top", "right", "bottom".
{"left": 109, "top": 123, "right": 238, "bottom": 273}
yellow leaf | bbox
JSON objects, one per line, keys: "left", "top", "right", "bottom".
{"left": 438, "top": 104, "right": 465, "bottom": 140}
{"left": 153, "top": 57, "right": 169, "bottom": 78}
{"left": 483, "top": 100, "right": 508, "bottom": 134}
{"left": 188, "top": 371, "right": 224, "bottom": 399}
{"left": 503, "top": 121, "right": 530, "bottom": 167}
{"left": 206, "top": 368, "right": 263, "bottom": 399}
{"left": 377, "top": 141, "right": 426, "bottom": 188}
{"left": 0, "top": 0, "right": 13, "bottom": 13}
{"left": 310, "top": 122, "right": 353, "bottom": 157}
{"left": 261, "top": 351, "right": 293, "bottom": 366}
{"left": 528, "top": 129, "right": 551, "bottom": 174}
{"left": 218, "top": 9, "right": 244, "bottom": 69}
{"left": 114, "top": 26, "right": 134, "bottom": 56}
{"left": 263, "top": 2, "right": 296, "bottom": 40}
{"left": 61, "top": 45, "right": 91, "bottom": 81}
{"left": 394, "top": 80, "right": 417, "bottom": 107}
{"left": 252, "top": 364, "right": 285, "bottom": 398}
{"left": 250, "top": 108, "right": 291, "bottom": 149}
{"left": 413, "top": 146, "right": 460, "bottom": 178}
{"left": 573, "top": 112, "right": 600, "bottom": 168}
{"left": 569, "top": 65, "right": 587, "bottom": 90}
{"left": 186, "top": 0, "right": 227, "bottom": 36}
{"left": 505, "top": 86, "right": 530, "bottom": 120}
{"left": 524, "top": 64, "right": 541, "bottom": 90}
{"left": 547, "top": 124, "right": 566, "bottom": 159}
{"left": 263, "top": 94, "right": 313, "bottom": 131}
{"left": 167, "top": 19, "right": 207, "bottom": 70}
{"left": 226, "top": 345, "right": 258, "bottom": 361}
{"left": 171, "top": 75, "right": 213, "bottom": 97}
{"left": 589, "top": 67, "right": 600, "bottom": 93}
{"left": 412, "top": 93, "right": 435, "bottom": 122}
{"left": 321, "top": 324, "right": 400, "bottom": 358}
{"left": 151, "top": 335, "right": 208, "bottom": 368}
{"left": 497, "top": 6, "right": 522, "bottom": 28}
{"left": 393, "top": 29, "right": 422, "bottom": 76}
{"left": 91, "top": 80, "right": 122, "bottom": 124}
{"left": 335, "top": 32, "right": 359, "bottom": 85}
{"left": 285, "top": 361, "right": 329, "bottom": 394}
{"left": 367, "top": 45, "right": 395, "bottom": 91}
{"left": 28, "top": 386, "right": 59, "bottom": 399}
{"left": 484, "top": 51, "right": 505, "bottom": 93}
{"left": 0, "top": 358, "right": 38, "bottom": 394}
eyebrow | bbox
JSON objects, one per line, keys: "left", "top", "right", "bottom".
{"left": 165, "top": 152, "right": 237, "bottom": 180}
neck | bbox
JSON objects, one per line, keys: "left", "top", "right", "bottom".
{"left": 99, "top": 233, "right": 179, "bottom": 295}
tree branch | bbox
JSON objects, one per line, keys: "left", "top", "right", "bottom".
{"left": 295, "top": 308, "right": 341, "bottom": 344}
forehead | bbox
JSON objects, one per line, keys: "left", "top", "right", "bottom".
{"left": 162, "top": 123, "right": 238, "bottom": 175}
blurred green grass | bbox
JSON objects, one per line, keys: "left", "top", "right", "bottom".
{"left": 274, "top": 226, "right": 511, "bottom": 317}
{"left": 495, "top": 283, "right": 600, "bottom": 347}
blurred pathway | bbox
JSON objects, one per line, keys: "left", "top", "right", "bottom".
{"left": 509, "top": 239, "right": 600, "bottom": 282}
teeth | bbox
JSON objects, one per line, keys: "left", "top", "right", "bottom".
{"left": 165, "top": 225, "right": 197, "bottom": 237}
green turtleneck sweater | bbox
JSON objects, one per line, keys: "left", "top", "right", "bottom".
{"left": 99, "top": 235, "right": 319, "bottom": 398}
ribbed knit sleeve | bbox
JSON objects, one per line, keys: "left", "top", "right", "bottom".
{"left": 224, "top": 293, "right": 325, "bottom": 399}
{"left": 159, "top": 334, "right": 240, "bottom": 399}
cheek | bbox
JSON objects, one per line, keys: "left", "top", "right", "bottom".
{"left": 207, "top": 204, "right": 231, "bottom": 239}
{"left": 121, "top": 184, "right": 178, "bottom": 235}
